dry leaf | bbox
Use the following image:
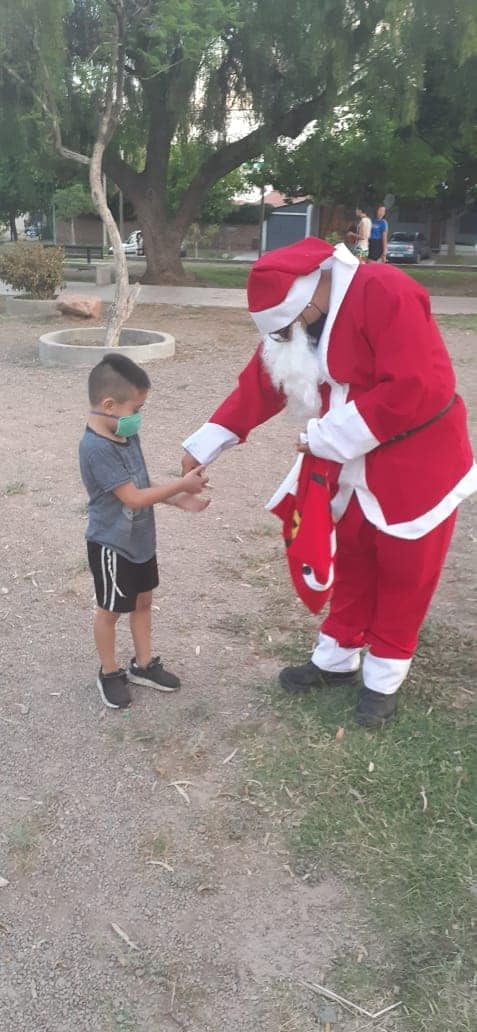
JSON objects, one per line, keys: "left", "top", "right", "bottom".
{"left": 111, "top": 922, "right": 139, "bottom": 950}
{"left": 0, "top": 877, "right": 9, "bottom": 888}
{"left": 368, "top": 761, "right": 375, "bottom": 773}
{"left": 335, "top": 726, "right": 345, "bottom": 741}
{"left": 222, "top": 748, "right": 238, "bottom": 765}
{"left": 168, "top": 781, "right": 193, "bottom": 805}
{"left": 146, "top": 860, "right": 174, "bottom": 872}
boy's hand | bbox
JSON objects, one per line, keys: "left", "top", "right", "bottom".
{"left": 171, "top": 493, "right": 211, "bottom": 513}
{"left": 182, "top": 465, "right": 209, "bottom": 494}
{"left": 181, "top": 450, "right": 200, "bottom": 475}
{"left": 296, "top": 439, "right": 311, "bottom": 454}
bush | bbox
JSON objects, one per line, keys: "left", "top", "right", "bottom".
{"left": 0, "top": 243, "right": 64, "bottom": 299}
{"left": 325, "top": 230, "right": 344, "bottom": 245}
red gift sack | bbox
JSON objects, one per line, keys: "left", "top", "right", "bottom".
{"left": 270, "top": 454, "right": 335, "bottom": 614}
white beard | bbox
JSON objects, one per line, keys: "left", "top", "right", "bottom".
{"left": 262, "top": 321, "right": 322, "bottom": 420}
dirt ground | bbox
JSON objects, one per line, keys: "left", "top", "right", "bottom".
{"left": 0, "top": 305, "right": 475, "bottom": 1032}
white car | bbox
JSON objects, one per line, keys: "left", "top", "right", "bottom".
{"left": 109, "top": 230, "right": 186, "bottom": 257}
{"left": 109, "top": 230, "right": 143, "bottom": 256}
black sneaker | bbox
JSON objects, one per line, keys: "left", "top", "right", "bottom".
{"left": 97, "top": 668, "right": 131, "bottom": 709}
{"left": 128, "top": 656, "right": 181, "bottom": 693}
{"left": 279, "top": 660, "right": 360, "bottom": 695}
{"left": 355, "top": 686, "right": 397, "bottom": 728}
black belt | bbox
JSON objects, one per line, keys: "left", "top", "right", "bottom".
{"left": 384, "top": 395, "right": 456, "bottom": 446}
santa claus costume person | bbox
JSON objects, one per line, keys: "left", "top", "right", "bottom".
{"left": 182, "top": 238, "right": 477, "bottom": 727}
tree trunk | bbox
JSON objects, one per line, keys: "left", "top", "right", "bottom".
{"left": 134, "top": 197, "right": 187, "bottom": 283}
{"left": 70, "top": 217, "right": 76, "bottom": 245}
{"left": 9, "top": 212, "right": 17, "bottom": 241}
{"left": 89, "top": 141, "right": 139, "bottom": 347}
{"left": 446, "top": 211, "right": 458, "bottom": 259}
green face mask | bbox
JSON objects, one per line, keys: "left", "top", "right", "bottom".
{"left": 114, "top": 411, "right": 142, "bottom": 438}
{"left": 90, "top": 410, "right": 142, "bottom": 437}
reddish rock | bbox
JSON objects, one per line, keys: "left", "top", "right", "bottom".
{"left": 56, "top": 293, "right": 103, "bottom": 319}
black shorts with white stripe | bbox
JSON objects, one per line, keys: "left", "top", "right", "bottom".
{"left": 87, "top": 542, "right": 159, "bottom": 613}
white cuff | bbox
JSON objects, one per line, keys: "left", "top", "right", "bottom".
{"left": 307, "top": 401, "right": 379, "bottom": 463}
{"left": 182, "top": 422, "right": 239, "bottom": 464}
{"left": 312, "top": 632, "right": 361, "bottom": 673}
{"left": 362, "top": 653, "right": 412, "bottom": 695}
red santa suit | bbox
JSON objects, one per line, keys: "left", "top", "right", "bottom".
{"left": 183, "top": 239, "right": 477, "bottom": 695}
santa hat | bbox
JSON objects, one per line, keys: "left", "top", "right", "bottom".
{"left": 247, "top": 237, "right": 335, "bottom": 336}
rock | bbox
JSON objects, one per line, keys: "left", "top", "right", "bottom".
{"left": 0, "top": 877, "right": 10, "bottom": 888}
{"left": 56, "top": 293, "right": 103, "bottom": 319}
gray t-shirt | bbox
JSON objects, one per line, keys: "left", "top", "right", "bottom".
{"left": 79, "top": 427, "right": 156, "bottom": 563}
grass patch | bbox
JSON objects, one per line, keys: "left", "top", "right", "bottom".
{"left": 401, "top": 267, "right": 477, "bottom": 295}
{"left": 107, "top": 1000, "right": 137, "bottom": 1032}
{"left": 150, "top": 832, "right": 169, "bottom": 857}
{"left": 245, "top": 622, "right": 476, "bottom": 1030}
{"left": 436, "top": 315, "right": 477, "bottom": 332}
{"left": 5, "top": 481, "right": 26, "bottom": 496}
{"left": 184, "top": 261, "right": 249, "bottom": 289}
{"left": 8, "top": 795, "right": 59, "bottom": 872}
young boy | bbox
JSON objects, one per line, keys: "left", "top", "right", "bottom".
{"left": 79, "top": 353, "right": 208, "bottom": 710}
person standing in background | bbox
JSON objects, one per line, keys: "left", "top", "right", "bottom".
{"left": 369, "top": 205, "right": 388, "bottom": 262}
{"left": 354, "top": 207, "right": 372, "bottom": 261}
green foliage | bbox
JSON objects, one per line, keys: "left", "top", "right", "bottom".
{"left": 225, "top": 202, "right": 273, "bottom": 224}
{"left": 1, "top": 0, "right": 477, "bottom": 278}
{"left": 0, "top": 242, "right": 64, "bottom": 298}
{"left": 167, "top": 142, "right": 245, "bottom": 222}
{"left": 54, "top": 182, "right": 94, "bottom": 220}
{"left": 265, "top": 117, "right": 451, "bottom": 209}
{"left": 0, "top": 107, "right": 57, "bottom": 230}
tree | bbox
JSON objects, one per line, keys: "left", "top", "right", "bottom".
{"left": 258, "top": 4, "right": 477, "bottom": 241}
{"left": 416, "top": 53, "right": 477, "bottom": 256}
{"left": 0, "top": 108, "right": 57, "bottom": 239}
{"left": 54, "top": 181, "right": 95, "bottom": 243}
{"left": 2, "top": 0, "right": 476, "bottom": 283}
{"left": 261, "top": 116, "right": 450, "bottom": 223}
{"left": 167, "top": 142, "right": 245, "bottom": 224}
{"left": 1, "top": 0, "right": 399, "bottom": 282}
{"left": 0, "top": 0, "right": 139, "bottom": 347}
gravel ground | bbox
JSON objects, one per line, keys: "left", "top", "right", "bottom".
{"left": 0, "top": 304, "right": 475, "bottom": 1031}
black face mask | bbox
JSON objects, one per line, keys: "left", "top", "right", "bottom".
{"left": 306, "top": 312, "right": 328, "bottom": 348}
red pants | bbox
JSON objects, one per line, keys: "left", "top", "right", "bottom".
{"left": 321, "top": 495, "right": 456, "bottom": 660}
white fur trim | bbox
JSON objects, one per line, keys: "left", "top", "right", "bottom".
{"left": 329, "top": 458, "right": 477, "bottom": 538}
{"left": 251, "top": 267, "right": 322, "bottom": 336}
{"left": 312, "top": 632, "right": 361, "bottom": 672}
{"left": 252, "top": 243, "right": 358, "bottom": 337}
{"left": 182, "top": 422, "right": 239, "bottom": 464}
{"left": 265, "top": 454, "right": 303, "bottom": 510}
{"left": 354, "top": 459, "right": 477, "bottom": 539}
{"left": 307, "top": 401, "right": 380, "bottom": 463}
{"left": 362, "top": 653, "right": 411, "bottom": 695}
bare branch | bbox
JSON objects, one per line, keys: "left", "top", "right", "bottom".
{"left": 176, "top": 95, "right": 323, "bottom": 229}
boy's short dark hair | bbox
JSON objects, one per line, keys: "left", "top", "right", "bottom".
{"left": 88, "top": 354, "right": 151, "bottom": 405}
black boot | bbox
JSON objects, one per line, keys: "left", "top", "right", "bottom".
{"left": 355, "top": 686, "right": 397, "bottom": 728}
{"left": 279, "top": 660, "right": 360, "bottom": 695}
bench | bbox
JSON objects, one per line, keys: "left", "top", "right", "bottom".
{"left": 44, "top": 243, "right": 105, "bottom": 263}
{"left": 62, "top": 244, "right": 105, "bottom": 263}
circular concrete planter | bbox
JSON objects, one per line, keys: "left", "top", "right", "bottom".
{"left": 39, "top": 326, "right": 175, "bottom": 368}
{"left": 5, "top": 296, "right": 58, "bottom": 320}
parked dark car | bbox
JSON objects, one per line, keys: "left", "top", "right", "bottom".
{"left": 387, "top": 232, "right": 432, "bottom": 264}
